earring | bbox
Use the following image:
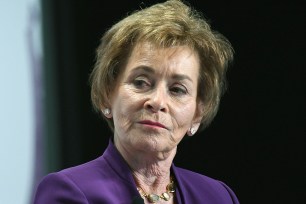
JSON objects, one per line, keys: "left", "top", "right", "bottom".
{"left": 102, "top": 108, "right": 110, "bottom": 115}
{"left": 187, "top": 126, "right": 197, "bottom": 136}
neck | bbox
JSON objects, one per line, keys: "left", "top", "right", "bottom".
{"left": 114, "top": 136, "right": 176, "bottom": 193}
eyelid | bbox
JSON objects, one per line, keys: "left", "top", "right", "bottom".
{"left": 174, "top": 82, "right": 187, "bottom": 90}
{"left": 135, "top": 75, "right": 151, "bottom": 83}
{"left": 171, "top": 83, "right": 188, "bottom": 94}
{"left": 131, "top": 75, "right": 153, "bottom": 90}
{"left": 135, "top": 75, "right": 148, "bottom": 80}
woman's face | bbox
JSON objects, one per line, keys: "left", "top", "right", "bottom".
{"left": 109, "top": 42, "right": 203, "bottom": 154}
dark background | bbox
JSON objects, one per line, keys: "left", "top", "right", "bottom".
{"left": 41, "top": 0, "right": 305, "bottom": 203}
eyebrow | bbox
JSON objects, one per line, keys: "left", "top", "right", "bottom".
{"left": 131, "top": 66, "right": 155, "bottom": 74}
{"left": 131, "top": 66, "right": 193, "bottom": 82}
{"left": 171, "top": 74, "right": 193, "bottom": 82}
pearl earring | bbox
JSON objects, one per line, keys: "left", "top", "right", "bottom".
{"left": 190, "top": 127, "right": 196, "bottom": 135}
{"left": 102, "top": 108, "right": 110, "bottom": 115}
{"left": 187, "top": 126, "right": 196, "bottom": 136}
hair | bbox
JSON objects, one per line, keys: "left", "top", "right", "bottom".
{"left": 90, "top": 0, "right": 234, "bottom": 131}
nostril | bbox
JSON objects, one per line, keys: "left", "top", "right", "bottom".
{"left": 160, "top": 107, "right": 166, "bottom": 112}
{"left": 146, "top": 104, "right": 152, "bottom": 110}
{"left": 145, "top": 104, "right": 156, "bottom": 112}
{"left": 145, "top": 102, "right": 166, "bottom": 113}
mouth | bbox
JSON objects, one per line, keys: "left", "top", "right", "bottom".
{"left": 138, "top": 120, "right": 167, "bottom": 129}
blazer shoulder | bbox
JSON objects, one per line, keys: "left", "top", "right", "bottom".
{"left": 33, "top": 156, "right": 107, "bottom": 204}
{"left": 33, "top": 172, "right": 88, "bottom": 204}
{"left": 60, "top": 155, "right": 106, "bottom": 175}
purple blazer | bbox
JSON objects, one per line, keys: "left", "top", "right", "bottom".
{"left": 34, "top": 140, "right": 239, "bottom": 204}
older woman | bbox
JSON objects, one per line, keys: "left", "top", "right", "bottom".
{"left": 34, "top": 0, "right": 238, "bottom": 203}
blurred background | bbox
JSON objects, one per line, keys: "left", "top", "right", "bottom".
{"left": 0, "top": 0, "right": 305, "bottom": 203}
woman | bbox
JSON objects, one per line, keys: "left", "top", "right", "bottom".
{"left": 34, "top": 0, "right": 239, "bottom": 203}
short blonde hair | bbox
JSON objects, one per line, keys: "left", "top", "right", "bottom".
{"left": 90, "top": 0, "right": 234, "bottom": 131}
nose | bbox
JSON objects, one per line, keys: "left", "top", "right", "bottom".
{"left": 144, "top": 85, "right": 168, "bottom": 113}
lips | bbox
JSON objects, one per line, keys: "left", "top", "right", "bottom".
{"left": 138, "top": 120, "right": 167, "bottom": 129}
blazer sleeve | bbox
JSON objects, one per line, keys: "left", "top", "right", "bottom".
{"left": 33, "top": 172, "right": 89, "bottom": 204}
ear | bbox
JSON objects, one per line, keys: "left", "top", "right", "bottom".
{"left": 99, "top": 94, "right": 114, "bottom": 118}
{"left": 101, "top": 108, "right": 112, "bottom": 118}
{"left": 100, "top": 101, "right": 113, "bottom": 119}
{"left": 187, "top": 101, "right": 204, "bottom": 136}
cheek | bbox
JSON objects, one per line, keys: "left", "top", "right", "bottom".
{"left": 113, "top": 89, "right": 142, "bottom": 120}
{"left": 173, "top": 102, "right": 196, "bottom": 128}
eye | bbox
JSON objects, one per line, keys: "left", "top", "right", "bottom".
{"left": 170, "top": 84, "right": 188, "bottom": 96}
{"left": 132, "top": 76, "right": 151, "bottom": 89}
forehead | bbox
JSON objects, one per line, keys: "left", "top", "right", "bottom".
{"left": 125, "top": 42, "right": 200, "bottom": 75}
